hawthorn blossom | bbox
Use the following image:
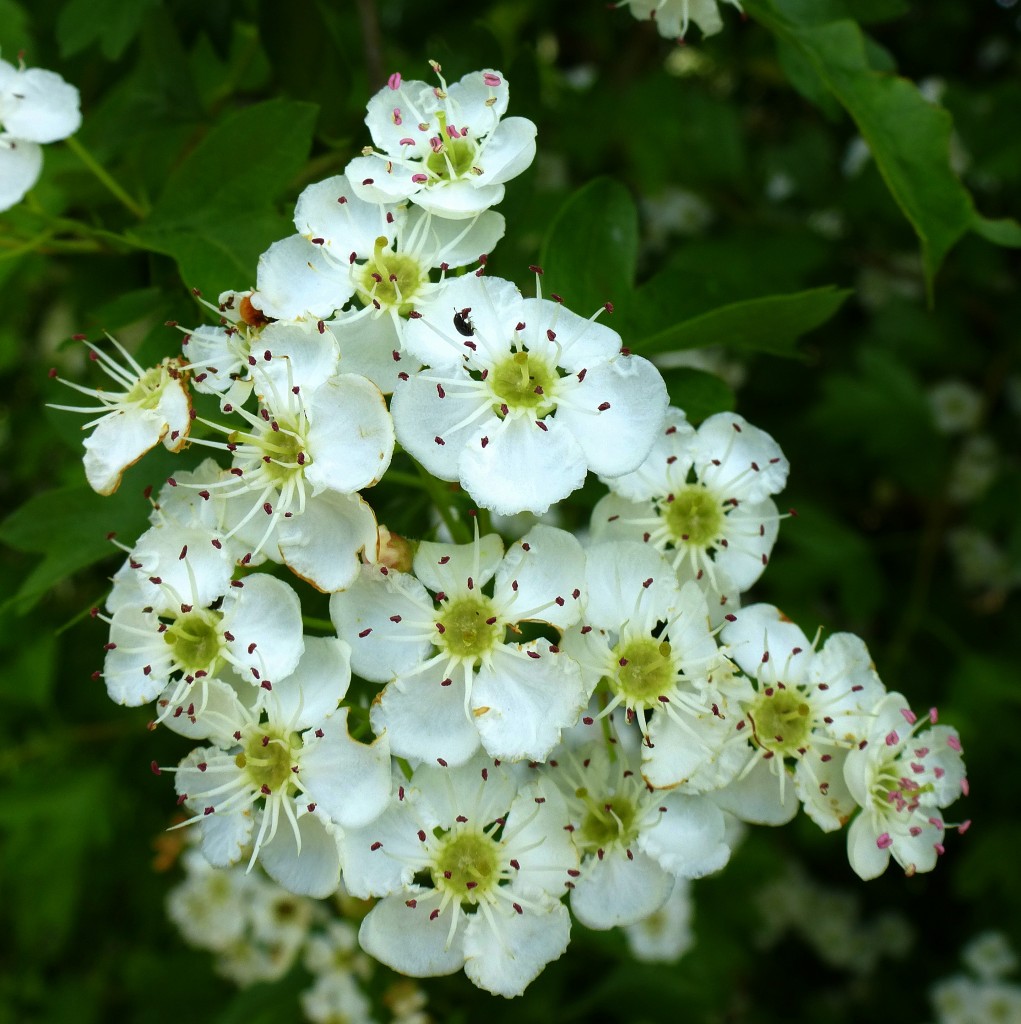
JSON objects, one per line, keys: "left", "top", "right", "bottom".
{"left": 843, "top": 691, "right": 968, "bottom": 880}
{"left": 186, "top": 371, "right": 392, "bottom": 590}
{"left": 49, "top": 338, "right": 191, "bottom": 495}
{"left": 346, "top": 66, "right": 536, "bottom": 219}
{"left": 391, "top": 273, "right": 668, "bottom": 515}
{"left": 591, "top": 407, "right": 788, "bottom": 600}
{"left": 715, "top": 604, "right": 886, "bottom": 829}
{"left": 547, "top": 728, "right": 730, "bottom": 929}
{"left": 253, "top": 174, "right": 504, "bottom": 383}
{"left": 331, "top": 525, "right": 588, "bottom": 764}
{"left": 619, "top": 0, "right": 743, "bottom": 40}
{"left": 341, "top": 756, "right": 578, "bottom": 998}
{"left": 0, "top": 56, "right": 81, "bottom": 210}
{"left": 170, "top": 642, "right": 391, "bottom": 897}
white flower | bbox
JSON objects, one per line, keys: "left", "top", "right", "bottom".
{"left": 391, "top": 273, "right": 668, "bottom": 515}
{"left": 717, "top": 604, "right": 886, "bottom": 829}
{"left": 49, "top": 338, "right": 191, "bottom": 495}
{"left": 843, "top": 692, "right": 968, "bottom": 880}
{"left": 186, "top": 372, "right": 392, "bottom": 590}
{"left": 548, "top": 731, "right": 730, "bottom": 929}
{"left": 253, "top": 172, "right": 503, "bottom": 343}
{"left": 331, "top": 525, "right": 588, "bottom": 765}
{"left": 624, "top": 881, "right": 695, "bottom": 963}
{"left": 170, "top": 644, "right": 391, "bottom": 897}
{"left": 592, "top": 407, "right": 788, "bottom": 600}
{"left": 342, "top": 756, "right": 578, "bottom": 998}
{"left": 0, "top": 57, "right": 80, "bottom": 210}
{"left": 619, "top": 0, "right": 743, "bottom": 40}
{"left": 346, "top": 66, "right": 536, "bottom": 219}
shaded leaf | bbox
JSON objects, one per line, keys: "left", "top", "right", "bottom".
{"left": 636, "top": 287, "right": 851, "bottom": 357}
{"left": 539, "top": 177, "right": 639, "bottom": 313}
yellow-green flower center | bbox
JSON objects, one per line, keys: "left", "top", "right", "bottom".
{"left": 577, "top": 789, "right": 639, "bottom": 851}
{"left": 236, "top": 412, "right": 310, "bottom": 488}
{"left": 354, "top": 237, "right": 427, "bottom": 316}
{"left": 164, "top": 609, "right": 225, "bottom": 675}
{"left": 489, "top": 351, "right": 557, "bottom": 416}
{"left": 748, "top": 687, "right": 813, "bottom": 758}
{"left": 424, "top": 116, "right": 477, "bottom": 180}
{"left": 608, "top": 636, "right": 677, "bottom": 705}
{"left": 663, "top": 485, "right": 725, "bottom": 548}
{"left": 435, "top": 596, "right": 503, "bottom": 661}
{"left": 432, "top": 830, "right": 501, "bottom": 904}
{"left": 235, "top": 729, "right": 298, "bottom": 793}
{"left": 125, "top": 362, "right": 176, "bottom": 410}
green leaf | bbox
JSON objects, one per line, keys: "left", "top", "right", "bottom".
{"left": 539, "top": 178, "right": 639, "bottom": 313}
{"left": 57, "top": 0, "right": 160, "bottom": 59}
{"left": 661, "top": 368, "right": 735, "bottom": 423}
{"left": 635, "top": 286, "right": 851, "bottom": 358}
{"left": 145, "top": 99, "right": 318, "bottom": 221}
{"left": 749, "top": 2, "right": 975, "bottom": 292}
{"left": 133, "top": 99, "right": 317, "bottom": 292}
{"left": 0, "top": 464, "right": 171, "bottom": 613}
{"left": 972, "top": 215, "right": 1021, "bottom": 248}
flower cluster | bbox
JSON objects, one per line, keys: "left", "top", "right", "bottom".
{"left": 617, "top": 0, "right": 744, "bottom": 41}
{"left": 57, "top": 63, "right": 969, "bottom": 1001}
{"left": 0, "top": 54, "right": 80, "bottom": 211}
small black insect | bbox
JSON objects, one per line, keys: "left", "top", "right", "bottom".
{"left": 453, "top": 307, "right": 475, "bottom": 337}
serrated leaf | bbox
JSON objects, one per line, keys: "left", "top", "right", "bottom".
{"left": 144, "top": 99, "right": 317, "bottom": 221}
{"left": 539, "top": 178, "right": 638, "bottom": 313}
{"left": 748, "top": 2, "right": 977, "bottom": 293}
{"left": 636, "top": 287, "right": 851, "bottom": 357}
{"left": 57, "top": 0, "right": 160, "bottom": 59}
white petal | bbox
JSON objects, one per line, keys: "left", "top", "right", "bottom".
{"left": 459, "top": 414, "right": 588, "bottom": 516}
{"left": 293, "top": 173, "right": 398, "bottom": 254}
{"left": 712, "top": 758, "right": 800, "bottom": 826}
{"left": 364, "top": 77, "right": 440, "bottom": 154}
{"left": 579, "top": 540, "right": 678, "bottom": 632}
{"left": 462, "top": 897, "right": 570, "bottom": 998}
{"left": 259, "top": 811, "right": 342, "bottom": 898}
{"left": 515, "top": 298, "right": 620, "bottom": 373}
{"left": 477, "top": 116, "right": 538, "bottom": 185}
{"left": 0, "top": 136, "right": 42, "bottom": 210}
{"left": 340, "top": 794, "right": 426, "bottom": 898}
{"left": 693, "top": 413, "right": 789, "bottom": 504}
{"left": 403, "top": 207, "right": 505, "bottom": 268}
{"left": 556, "top": 356, "right": 668, "bottom": 477}
{"left": 471, "top": 641, "right": 588, "bottom": 762}
{"left": 713, "top": 499, "right": 780, "bottom": 591}
{"left": 846, "top": 811, "right": 891, "bottom": 880}
{"left": 796, "top": 749, "right": 856, "bottom": 833}
{"left": 249, "top": 320, "right": 340, "bottom": 398}
{"left": 719, "top": 603, "right": 811, "bottom": 683}
{"left": 571, "top": 848, "right": 675, "bottom": 929}
{"left": 413, "top": 534, "right": 504, "bottom": 594}
{"left": 359, "top": 895, "right": 465, "bottom": 977}
{"left": 390, "top": 371, "right": 493, "bottom": 481}
{"left": 445, "top": 69, "right": 510, "bottom": 128}
{"left": 493, "top": 525, "right": 587, "bottom": 630}
{"left": 222, "top": 574, "right": 304, "bottom": 686}
{"left": 253, "top": 234, "right": 349, "bottom": 321}
{"left": 304, "top": 374, "right": 394, "bottom": 493}
{"left": 330, "top": 565, "right": 434, "bottom": 681}
{"left": 265, "top": 635, "right": 350, "bottom": 730}
{"left": 406, "top": 274, "right": 523, "bottom": 368}
{"left": 639, "top": 793, "right": 731, "bottom": 878}
{"left": 83, "top": 405, "right": 176, "bottom": 495}
{"left": 411, "top": 179, "right": 506, "bottom": 220}
{"left": 1, "top": 68, "right": 80, "bottom": 142}
{"left": 299, "top": 708, "right": 392, "bottom": 829}
{"left": 346, "top": 153, "right": 419, "bottom": 205}
{"left": 278, "top": 489, "right": 379, "bottom": 593}
{"left": 104, "top": 607, "right": 172, "bottom": 705}
{"left": 175, "top": 749, "right": 253, "bottom": 867}
{"left": 372, "top": 669, "right": 482, "bottom": 767}
{"left": 332, "top": 313, "right": 410, "bottom": 393}
{"left": 602, "top": 407, "right": 696, "bottom": 501}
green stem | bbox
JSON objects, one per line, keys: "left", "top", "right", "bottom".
{"left": 65, "top": 135, "right": 147, "bottom": 219}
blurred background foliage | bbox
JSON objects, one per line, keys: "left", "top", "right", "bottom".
{"left": 1, "top": 0, "right": 1019, "bottom": 1021}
